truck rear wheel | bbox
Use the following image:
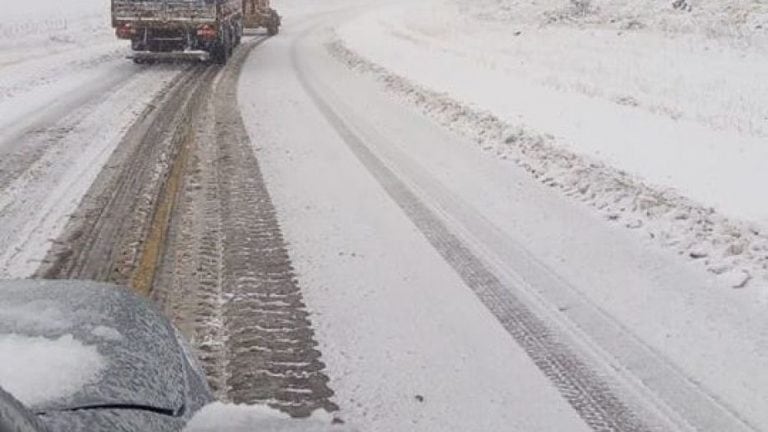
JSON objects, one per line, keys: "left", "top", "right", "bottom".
{"left": 267, "top": 10, "right": 280, "bottom": 36}
{"left": 234, "top": 22, "right": 243, "bottom": 46}
{"left": 211, "top": 31, "right": 230, "bottom": 65}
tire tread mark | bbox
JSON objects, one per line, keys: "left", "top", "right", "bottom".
{"left": 155, "top": 39, "right": 339, "bottom": 417}
{"left": 35, "top": 65, "right": 211, "bottom": 283}
{"left": 293, "top": 41, "right": 651, "bottom": 432}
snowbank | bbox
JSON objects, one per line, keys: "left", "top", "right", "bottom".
{"left": 333, "top": 0, "right": 768, "bottom": 288}
{"left": 0, "top": 333, "right": 105, "bottom": 406}
{"left": 184, "top": 403, "right": 354, "bottom": 432}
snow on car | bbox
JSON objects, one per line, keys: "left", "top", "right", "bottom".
{"left": 0, "top": 280, "right": 213, "bottom": 431}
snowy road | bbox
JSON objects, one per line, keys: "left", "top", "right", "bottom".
{"left": 237, "top": 3, "right": 768, "bottom": 431}
{"left": 0, "top": 46, "right": 184, "bottom": 278}
{"left": 1, "top": 0, "right": 767, "bottom": 431}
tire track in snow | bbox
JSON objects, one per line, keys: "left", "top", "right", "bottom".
{"left": 292, "top": 28, "right": 757, "bottom": 432}
{"left": 146, "top": 38, "right": 339, "bottom": 416}
{"left": 36, "top": 64, "right": 210, "bottom": 283}
{"left": 0, "top": 66, "right": 183, "bottom": 278}
{"left": 0, "top": 63, "right": 137, "bottom": 189}
{"left": 38, "top": 36, "right": 339, "bottom": 416}
{"left": 293, "top": 43, "right": 641, "bottom": 432}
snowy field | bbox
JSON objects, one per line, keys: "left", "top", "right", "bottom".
{"left": 470, "top": 0, "right": 768, "bottom": 42}
{"left": 1, "top": 0, "right": 115, "bottom": 66}
{"left": 336, "top": 0, "right": 768, "bottom": 289}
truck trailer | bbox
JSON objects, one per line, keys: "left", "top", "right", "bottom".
{"left": 112, "top": 0, "right": 244, "bottom": 64}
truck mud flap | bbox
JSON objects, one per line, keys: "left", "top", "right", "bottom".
{"left": 129, "top": 51, "right": 211, "bottom": 63}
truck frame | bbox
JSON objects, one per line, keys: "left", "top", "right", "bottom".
{"left": 112, "top": 0, "right": 244, "bottom": 64}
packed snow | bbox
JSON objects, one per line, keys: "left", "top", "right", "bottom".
{"left": 0, "top": 333, "right": 105, "bottom": 406}
{"left": 184, "top": 403, "right": 353, "bottom": 432}
{"left": 335, "top": 0, "right": 768, "bottom": 288}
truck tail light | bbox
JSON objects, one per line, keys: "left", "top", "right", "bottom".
{"left": 197, "top": 25, "right": 218, "bottom": 40}
{"left": 116, "top": 23, "right": 136, "bottom": 39}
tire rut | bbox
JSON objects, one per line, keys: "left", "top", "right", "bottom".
{"left": 154, "top": 38, "right": 339, "bottom": 416}
{"left": 0, "top": 67, "right": 139, "bottom": 190}
{"left": 36, "top": 64, "right": 209, "bottom": 283}
{"left": 36, "top": 37, "right": 339, "bottom": 416}
{"left": 293, "top": 35, "right": 654, "bottom": 432}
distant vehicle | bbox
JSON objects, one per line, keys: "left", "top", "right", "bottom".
{"left": 242, "top": 0, "right": 281, "bottom": 36}
{"left": 0, "top": 280, "right": 213, "bottom": 432}
{"left": 111, "top": 0, "right": 244, "bottom": 64}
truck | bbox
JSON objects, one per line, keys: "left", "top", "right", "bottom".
{"left": 112, "top": 0, "right": 244, "bottom": 64}
{"left": 242, "top": 0, "right": 281, "bottom": 36}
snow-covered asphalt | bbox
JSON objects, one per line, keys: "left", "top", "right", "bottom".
{"left": 238, "top": 2, "right": 768, "bottom": 431}
{"left": 0, "top": 47, "right": 185, "bottom": 278}
{"left": 1, "top": 0, "right": 767, "bottom": 431}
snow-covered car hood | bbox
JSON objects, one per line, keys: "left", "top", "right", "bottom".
{"left": 0, "top": 280, "right": 202, "bottom": 415}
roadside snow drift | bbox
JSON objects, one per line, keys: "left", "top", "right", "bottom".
{"left": 334, "top": 0, "right": 768, "bottom": 288}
